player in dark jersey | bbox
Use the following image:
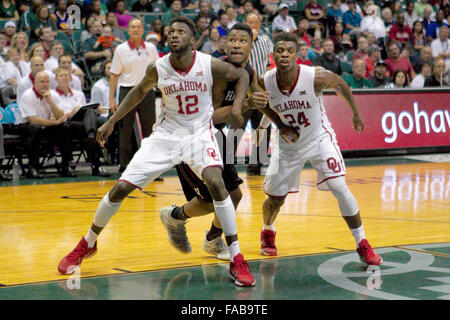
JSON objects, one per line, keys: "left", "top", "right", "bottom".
{"left": 159, "top": 23, "right": 270, "bottom": 260}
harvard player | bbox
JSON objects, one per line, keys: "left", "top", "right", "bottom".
{"left": 58, "top": 17, "right": 256, "bottom": 287}
{"left": 159, "top": 23, "right": 279, "bottom": 261}
{"left": 255, "top": 32, "right": 382, "bottom": 266}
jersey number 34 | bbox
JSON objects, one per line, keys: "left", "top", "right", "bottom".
{"left": 284, "top": 112, "right": 311, "bottom": 131}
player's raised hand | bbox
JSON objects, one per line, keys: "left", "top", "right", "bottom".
{"left": 247, "top": 91, "right": 270, "bottom": 109}
{"left": 97, "top": 120, "right": 115, "bottom": 147}
{"left": 352, "top": 112, "right": 364, "bottom": 132}
{"left": 280, "top": 125, "right": 299, "bottom": 144}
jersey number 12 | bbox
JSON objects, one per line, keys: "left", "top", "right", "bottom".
{"left": 176, "top": 95, "right": 199, "bottom": 115}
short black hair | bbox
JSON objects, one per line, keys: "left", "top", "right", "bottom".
{"left": 274, "top": 32, "right": 298, "bottom": 51}
{"left": 228, "top": 22, "right": 253, "bottom": 43}
{"left": 169, "top": 16, "right": 197, "bottom": 37}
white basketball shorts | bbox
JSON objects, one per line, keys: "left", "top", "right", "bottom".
{"left": 263, "top": 134, "right": 346, "bottom": 198}
{"left": 119, "top": 121, "right": 223, "bottom": 190}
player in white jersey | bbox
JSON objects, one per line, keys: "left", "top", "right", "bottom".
{"left": 253, "top": 32, "right": 382, "bottom": 266}
{"left": 58, "top": 17, "right": 255, "bottom": 287}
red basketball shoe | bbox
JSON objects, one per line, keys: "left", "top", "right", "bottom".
{"left": 229, "top": 253, "right": 255, "bottom": 287}
{"left": 357, "top": 239, "right": 383, "bottom": 266}
{"left": 58, "top": 237, "right": 97, "bottom": 275}
{"left": 260, "top": 229, "right": 277, "bottom": 256}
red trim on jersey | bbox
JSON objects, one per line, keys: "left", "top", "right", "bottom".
{"left": 169, "top": 50, "right": 197, "bottom": 76}
{"left": 56, "top": 86, "right": 73, "bottom": 96}
{"left": 276, "top": 65, "right": 300, "bottom": 96}
{"left": 127, "top": 39, "right": 146, "bottom": 50}
{"left": 263, "top": 190, "right": 298, "bottom": 200}
{"left": 318, "top": 99, "right": 344, "bottom": 166}
{"left": 118, "top": 179, "right": 142, "bottom": 190}
{"left": 316, "top": 174, "right": 345, "bottom": 186}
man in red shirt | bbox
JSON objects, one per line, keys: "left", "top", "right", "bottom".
{"left": 388, "top": 12, "right": 413, "bottom": 46}
{"left": 384, "top": 41, "right": 416, "bottom": 80}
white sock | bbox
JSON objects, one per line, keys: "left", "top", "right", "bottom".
{"left": 85, "top": 229, "right": 98, "bottom": 248}
{"left": 228, "top": 241, "right": 241, "bottom": 263}
{"left": 351, "top": 225, "right": 366, "bottom": 247}
{"left": 93, "top": 192, "right": 122, "bottom": 228}
{"left": 263, "top": 224, "right": 275, "bottom": 231}
{"left": 213, "top": 196, "right": 237, "bottom": 237}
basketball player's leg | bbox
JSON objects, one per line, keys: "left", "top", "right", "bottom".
{"left": 313, "top": 139, "right": 383, "bottom": 266}
{"left": 58, "top": 130, "right": 178, "bottom": 274}
{"left": 261, "top": 154, "right": 303, "bottom": 256}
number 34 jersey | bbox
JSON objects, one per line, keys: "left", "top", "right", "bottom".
{"left": 156, "top": 50, "right": 214, "bottom": 132}
{"left": 264, "top": 65, "right": 337, "bottom": 148}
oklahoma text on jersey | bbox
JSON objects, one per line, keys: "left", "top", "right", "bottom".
{"left": 273, "top": 100, "right": 312, "bottom": 113}
{"left": 163, "top": 80, "right": 208, "bottom": 95}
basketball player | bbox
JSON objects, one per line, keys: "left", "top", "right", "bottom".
{"left": 58, "top": 17, "right": 256, "bottom": 287}
{"left": 255, "top": 32, "right": 382, "bottom": 266}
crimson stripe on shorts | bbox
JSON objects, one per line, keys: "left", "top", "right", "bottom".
{"left": 316, "top": 174, "right": 345, "bottom": 186}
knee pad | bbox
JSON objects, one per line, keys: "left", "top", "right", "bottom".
{"left": 326, "top": 177, "right": 359, "bottom": 216}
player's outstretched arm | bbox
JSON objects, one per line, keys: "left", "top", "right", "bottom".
{"left": 314, "top": 66, "right": 365, "bottom": 132}
{"left": 211, "top": 58, "right": 249, "bottom": 128}
{"left": 96, "top": 62, "right": 158, "bottom": 147}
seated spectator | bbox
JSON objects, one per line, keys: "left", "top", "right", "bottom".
{"left": 211, "top": 35, "right": 227, "bottom": 58}
{"left": 3, "top": 20, "right": 16, "bottom": 45}
{"left": 90, "top": 60, "right": 111, "bottom": 125}
{"left": 411, "top": 21, "right": 427, "bottom": 55}
{"left": 343, "top": 58, "right": 374, "bottom": 88}
{"left": 53, "top": 67, "right": 109, "bottom": 177}
{"left": 342, "top": 0, "right": 361, "bottom": 38}
{"left": 105, "top": 11, "right": 126, "bottom": 42}
{"left": 225, "top": 6, "right": 238, "bottom": 29}
{"left": 156, "top": 25, "right": 169, "bottom": 56}
{"left": 292, "top": 16, "right": 311, "bottom": 47}
{"left": 44, "top": 41, "right": 65, "bottom": 72}
{"left": 17, "top": 55, "right": 52, "bottom": 104}
{"left": 414, "top": 0, "right": 434, "bottom": 20}
{"left": 93, "top": 25, "right": 123, "bottom": 54}
{"left": 304, "top": 0, "right": 326, "bottom": 38}
{"left": 162, "top": 0, "right": 182, "bottom": 27}
{"left": 28, "top": 42, "right": 45, "bottom": 60}
{"left": 385, "top": 69, "right": 410, "bottom": 88}
{"left": 83, "top": 20, "right": 112, "bottom": 74}
{"left": 50, "top": 0, "right": 72, "bottom": 36}
{"left": 131, "top": 0, "right": 153, "bottom": 13}
{"left": 10, "top": 31, "right": 29, "bottom": 61}
{"left": 430, "top": 25, "right": 450, "bottom": 67}
{"left": 16, "top": 71, "right": 74, "bottom": 177}
{"left": 421, "top": 6, "right": 433, "bottom": 32}
{"left": 311, "top": 37, "right": 323, "bottom": 55}
{"left": 360, "top": 4, "right": 386, "bottom": 41}
{"left": 196, "top": 1, "right": 216, "bottom": 25}
{"left": 38, "top": 26, "right": 55, "bottom": 59}
{"left": 146, "top": 19, "right": 162, "bottom": 43}
{"left": 0, "top": 0, "right": 19, "bottom": 23}
{"left": 412, "top": 45, "right": 433, "bottom": 72}
{"left": 381, "top": 7, "right": 394, "bottom": 32}
{"left": 217, "top": 12, "right": 230, "bottom": 36}
{"left": 424, "top": 58, "right": 447, "bottom": 87}
{"left": 146, "top": 33, "right": 159, "bottom": 52}
{"left": 0, "top": 47, "right": 29, "bottom": 87}
{"left": 410, "top": 60, "right": 432, "bottom": 88}
{"left": 202, "top": 27, "right": 219, "bottom": 54}
{"left": 57, "top": 53, "right": 83, "bottom": 90}
{"left": 385, "top": 41, "right": 416, "bottom": 80}
{"left": 81, "top": 14, "right": 96, "bottom": 42}
{"left": 0, "top": 31, "right": 7, "bottom": 71}
{"left": 260, "top": 0, "right": 280, "bottom": 19}
{"left": 369, "top": 61, "right": 392, "bottom": 87}
{"left": 297, "top": 43, "right": 312, "bottom": 66}
{"left": 193, "top": 16, "right": 209, "bottom": 51}
{"left": 272, "top": 3, "right": 297, "bottom": 33}
{"left": 388, "top": 12, "right": 413, "bottom": 46}
{"left": 330, "top": 21, "right": 345, "bottom": 54}
{"left": 364, "top": 45, "right": 382, "bottom": 78}
{"left": 30, "top": 4, "right": 53, "bottom": 45}
{"left": 327, "top": 0, "right": 343, "bottom": 26}
{"left": 113, "top": 0, "right": 133, "bottom": 30}
{"left": 405, "top": 1, "right": 419, "bottom": 28}
{"left": 351, "top": 35, "right": 369, "bottom": 61}
{"left": 237, "top": 1, "right": 256, "bottom": 23}
{"left": 426, "top": 9, "right": 448, "bottom": 41}
{"left": 312, "top": 39, "right": 341, "bottom": 74}
{"left": 89, "top": 0, "right": 106, "bottom": 25}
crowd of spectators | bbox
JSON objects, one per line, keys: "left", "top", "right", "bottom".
{"left": 0, "top": 0, "right": 449, "bottom": 180}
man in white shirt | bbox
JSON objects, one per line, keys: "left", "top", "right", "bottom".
{"left": 109, "top": 18, "right": 159, "bottom": 173}
{"left": 54, "top": 67, "right": 110, "bottom": 177}
{"left": 18, "top": 71, "right": 74, "bottom": 177}
{"left": 45, "top": 42, "right": 84, "bottom": 84}
{"left": 410, "top": 60, "right": 432, "bottom": 88}
{"left": 272, "top": 3, "right": 297, "bottom": 33}
{"left": 430, "top": 26, "right": 450, "bottom": 68}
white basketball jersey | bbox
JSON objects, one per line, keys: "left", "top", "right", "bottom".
{"left": 264, "top": 65, "right": 336, "bottom": 146}
{"left": 156, "top": 51, "right": 214, "bottom": 132}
